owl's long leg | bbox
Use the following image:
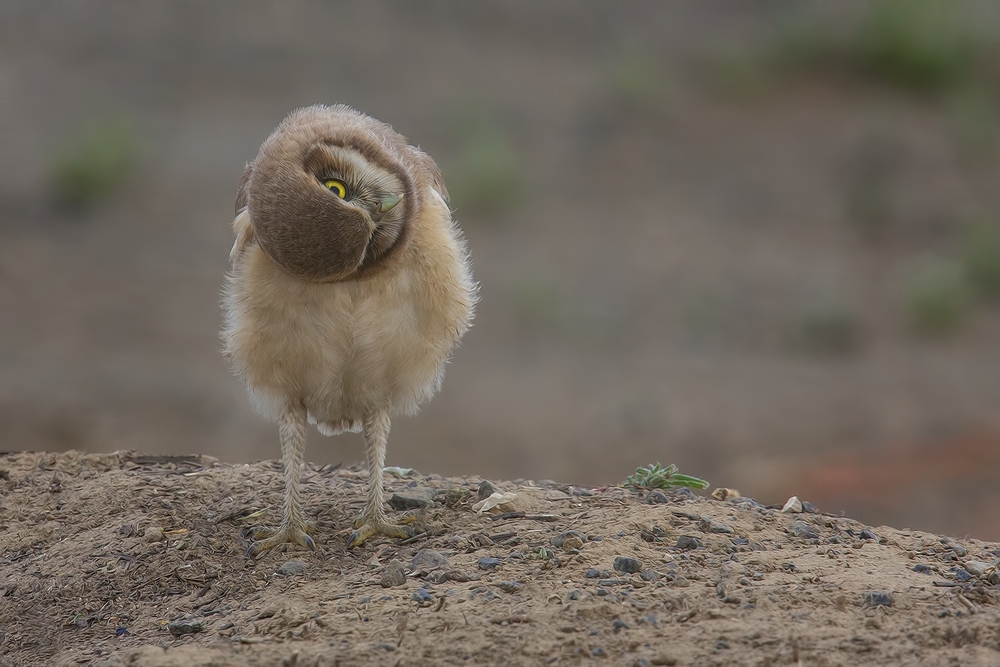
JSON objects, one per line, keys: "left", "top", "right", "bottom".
{"left": 347, "top": 410, "right": 424, "bottom": 547}
{"left": 246, "top": 402, "right": 317, "bottom": 558}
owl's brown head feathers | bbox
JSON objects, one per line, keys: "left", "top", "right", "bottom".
{"left": 237, "top": 105, "right": 443, "bottom": 282}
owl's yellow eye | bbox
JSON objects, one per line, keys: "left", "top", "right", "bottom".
{"left": 322, "top": 179, "right": 347, "bottom": 198}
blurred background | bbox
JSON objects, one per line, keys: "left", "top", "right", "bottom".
{"left": 2, "top": 1, "right": 1000, "bottom": 539}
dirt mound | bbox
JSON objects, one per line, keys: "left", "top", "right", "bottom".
{"left": 1, "top": 451, "right": 999, "bottom": 666}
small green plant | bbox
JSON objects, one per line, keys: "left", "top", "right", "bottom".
{"left": 857, "top": 0, "right": 976, "bottom": 92}
{"left": 903, "top": 258, "right": 971, "bottom": 335}
{"left": 623, "top": 462, "right": 709, "bottom": 491}
{"left": 962, "top": 224, "right": 1000, "bottom": 299}
{"left": 50, "top": 118, "right": 138, "bottom": 211}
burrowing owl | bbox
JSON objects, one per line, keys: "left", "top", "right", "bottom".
{"left": 222, "top": 105, "right": 476, "bottom": 556}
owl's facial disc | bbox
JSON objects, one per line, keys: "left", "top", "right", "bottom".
{"left": 248, "top": 133, "right": 412, "bottom": 283}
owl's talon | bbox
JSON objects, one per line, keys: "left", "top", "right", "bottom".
{"left": 348, "top": 517, "right": 425, "bottom": 548}
{"left": 245, "top": 523, "right": 317, "bottom": 558}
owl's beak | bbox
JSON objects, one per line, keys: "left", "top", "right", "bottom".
{"left": 369, "top": 193, "right": 403, "bottom": 222}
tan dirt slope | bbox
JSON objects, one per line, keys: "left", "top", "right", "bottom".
{"left": 1, "top": 451, "right": 999, "bottom": 666}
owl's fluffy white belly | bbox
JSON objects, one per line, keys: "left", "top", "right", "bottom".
{"left": 223, "top": 245, "right": 453, "bottom": 425}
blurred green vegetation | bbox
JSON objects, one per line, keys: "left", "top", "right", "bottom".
{"left": 948, "top": 85, "right": 999, "bottom": 163}
{"left": 961, "top": 223, "right": 1000, "bottom": 299}
{"left": 610, "top": 54, "right": 674, "bottom": 117}
{"left": 903, "top": 258, "right": 971, "bottom": 335}
{"left": 791, "top": 301, "right": 863, "bottom": 355}
{"left": 49, "top": 117, "right": 138, "bottom": 212}
{"left": 444, "top": 110, "right": 523, "bottom": 218}
{"left": 857, "top": 0, "right": 977, "bottom": 92}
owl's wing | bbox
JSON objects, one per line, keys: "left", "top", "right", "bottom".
{"left": 230, "top": 163, "right": 256, "bottom": 264}
{"left": 412, "top": 148, "right": 450, "bottom": 203}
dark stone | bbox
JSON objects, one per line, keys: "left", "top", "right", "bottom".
{"left": 639, "top": 570, "right": 661, "bottom": 581}
{"left": 801, "top": 501, "right": 818, "bottom": 513}
{"left": 595, "top": 588, "right": 608, "bottom": 596}
{"left": 388, "top": 488, "right": 436, "bottom": 510}
{"left": 860, "top": 529, "right": 878, "bottom": 541}
{"left": 612, "top": 619, "right": 629, "bottom": 632}
{"left": 675, "top": 535, "right": 702, "bottom": 550}
{"left": 732, "top": 538, "right": 749, "bottom": 545}
{"left": 168, "top": 618, "right": 203, "bottom": 636}
{"left": 498, "top": 581, "right": 522, "bottom": 593}
{"left": 913, "top": 564, "right": 933, "bottom": 574}
{"left": 276, "top": 560, "right": 306, "bottom": 576}
{"left": 954, "top": 569, "right": 972, "bottom": 582}
{"left": 477, "top": 557, "right": 503, "bottom": 571}
{"left": 863, "top": 591, "right": 893, "bottom": 607}
{"left": 568, "top": 589, "right": 581, "bottom": 600}
{"left": 951, "top": 544, "right": 967, "bottom": 557}
{"left": 613, "top": 556, "right": 643, "bottom": 574}
{"left": 477, "top": 480, "right": 496, "bottom": 500}
{"left": 585, "top": 569, "right": 601, "bottom": 578}
{"left": 792, "top": 522, "right": 819, "bottom": 539}
{"left": 645, "top": 490, "right": 670, "bottom": 504}
{"left": 376, "top": 643, "right": 396, "bottom": 651}
{"left": 412, "top": 588, "right": 433, "bottom": 604}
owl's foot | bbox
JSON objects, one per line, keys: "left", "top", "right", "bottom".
{"left": 347, "top": 513, "right": 425, "bottom": 548}
{"left": 245, "top": 521, "right": 317, "bottom": 558}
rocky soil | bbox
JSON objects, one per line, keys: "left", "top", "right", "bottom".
{"left": 1, "top": 451, "right": 999, "bottom": 666}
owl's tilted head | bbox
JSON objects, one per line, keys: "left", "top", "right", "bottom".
{"left": 237, "top": 104, "right": 437, "bottom": 282}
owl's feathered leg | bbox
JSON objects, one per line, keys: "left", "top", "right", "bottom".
{"left": 348, "top": 410, "right": 424, "bottom": 547}
{"left": 246, "top": 402, "right": 317, "bottom": 558}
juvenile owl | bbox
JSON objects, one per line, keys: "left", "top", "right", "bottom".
{"left": 222, "top": 105, "right": 476, "bottom": 556}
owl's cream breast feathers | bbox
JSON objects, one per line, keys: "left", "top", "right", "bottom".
{"left": 222, "top": 188, "right": 475, "bottom": 424}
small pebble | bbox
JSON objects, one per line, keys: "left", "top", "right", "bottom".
{"left": 709, "top": 524, "right": 735, "bottom": 534}
{"left": 477, "top": 480, "right": 496, "bottom": 500}
{"left": 380, "top": 560, "right": 406, "bottom": 588}
{"left": 498, "top": 581, "right": 522, "bottom": 593}
{"left": 143, "top": 527, "right": 165, "bottom": 543}
{"left": 951, "top": 544, "right": 967, "bottom": 557}
{"left": 675, "top": 535, "right": 702, "bottom": 550}
{"left": 860, "top": 529, "right": 878, "bottom": 541}
{"left": 612, "top": 619, "right": 629, "bottom": 632}
{"left": 645, "top": 490, "right": 669, "bottom": 504}
{"left": 613, "top": 556, "right": 643, "bottom": 574}
{"left": 862, "top": 591, "right": 893, "bottom": 607}
{"left": 376, "top": 642, "right": 396, "bottom": 651}
{"left": 585, "top": 568, "right": 601, "bottom": 578}
{"left": 387, "top": 488, "right": 435, "bottom": 510}
{"left": 119, "top": 524, "right": 134, "bottom": 538}
{"left": 913, "top": 564, "right": 933, "bottom": 574}
{"left": 801, "top": 501, "right": 818, "bottom": 513}
{"left": 592, "top": 647, "right": 607, "bottom": 657}
{"left": 568, "top": 589, "right": 581, "bottom": 600}
{"left": 954, "top": 569, "right": 972, "bottom": 582}
{"left": 781, "top": 496, "right": 802, "bottom": 513}
{"left": 639, "top": 570, "right": 661, "bottom": 581}
{"left": 792, "top": 522, "right": 818, "bottom": 539}
{"left": 276, "top": 560, "right": 306, "bottom": 576}
{"left": 167, "top": 618, "right": 203, "bottom": 636}
{"left": 412, "top": 588, "right": 433, "bottom": 604}
{"left": 732, "top": 537, "right": 749, "bottom": 545}
{"left": 964, "top": 560, "right": 992, "bottom": 577}
{"left": 651, "top": 655, "right": 677, "bottom": 666}
{"left": 550, "top": 530, "right": 587, "bottom": 548}
{"left": 595, "top": 588, "right": 608, "bottom": 596}
{"left": 410, "top": 549, "right": 449, "bottom": 573}
{"left": 478, "top": 557, "right": 503, "bottom": 571}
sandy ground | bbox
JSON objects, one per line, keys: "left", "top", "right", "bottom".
{"left": 2, "top": 450, "right": 998, "bottom": 666}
